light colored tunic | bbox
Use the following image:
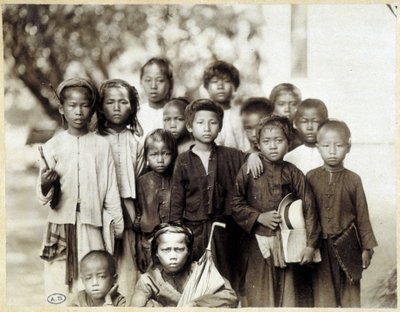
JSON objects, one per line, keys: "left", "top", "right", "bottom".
{"left": 137, "top": 102, "right": 164, "bottom": 139}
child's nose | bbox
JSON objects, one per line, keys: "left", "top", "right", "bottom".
{"left": 329, "top": 144, "right": 336, "bottom": 154}
{"left": 204, "top": 123, "right": 211, "bottom": 131}
{"left": 114, "top": 103, "right": 121, "bottom": 111}
{"left": 150, "top": 80, "right": 157, "bottom": 89}
{"left": 92, "top": 276, "right": 99, "bottom": 286}
{"left": 157, "top": 154, "right": 164, "bottom": 163}
{"left": 306, "top": 122, "right": 313, "bottom": 130}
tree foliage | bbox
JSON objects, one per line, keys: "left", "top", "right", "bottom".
{"left": 3, "top": 4, "right": 265, "bottom": 125}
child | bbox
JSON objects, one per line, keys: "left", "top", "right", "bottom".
{"left": 307, "top": 120, "right": 377, "bottom": 307}
{"left": 96, "top": 78, "right": 145, "bottom": 300}
{"left": 135, "top": 129, "right": 178, "bottom": 273}
{"left": 163, "top": 97, "right": 194, "bottom": 153}
{"left": 37, "top": 78, "right": 124, "bottom": 304}
{"left": 137, "top": 57, "right": 174, "bottom": 137}
{"left": 203, "top": 60, "right": 249, "bottom": 151}
{"left": 170, "top": 99, "right": 263, "bottom": 297}
{"left": 240, "top": 97, "right": 273, "bottom": 152}
{"left": 284, "top": 99, "right": 328, "bottom": 174}
{"left": 70, "top": 250, "right": 125, "bottom": 306}
{"left": 131, "top": 222, "right": 238, "bottom": 307}
{"left": 269, "top": 83, "right": 303, "bottom": 150}
{"left": 231, "top": 115, "right": 320, "bottom": 307}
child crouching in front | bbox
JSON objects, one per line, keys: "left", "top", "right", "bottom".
{"left": 70, "top": 250, "right": 125, "bottom": 306}
{"left": 130, "top": 222, "right": 238, "bottom": 307}
{"left": 307, "top": 120, "right": 377, "bottom": 307}
{"left": 232, "top": 115, "right": 320, "bottom": 307}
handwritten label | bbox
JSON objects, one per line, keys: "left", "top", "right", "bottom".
{"left": 47, "top": 293, "right": 66, "bottom": 304}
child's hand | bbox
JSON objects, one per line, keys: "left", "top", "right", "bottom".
{"left": 41, "top": 168, "right": 58, "bottom": 196}
{"left": 103, "top": 283, "right": 118, "bottom": 306}
{"left": 299, "top": 247, "right": 315, "bottom": 265}
{"left": 362, "top": 249, "right": 374, "bottom": 269}
{"left": 257, "top": 211, "right": 281, "bottom": 230}
{"left": 246, "top": 153, "right": 263, "bottom": 179}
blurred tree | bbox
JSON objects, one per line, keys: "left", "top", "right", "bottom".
{"left": 3, "top": 4, "right": 265, "bottom": 125}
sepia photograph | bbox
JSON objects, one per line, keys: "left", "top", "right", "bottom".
{"left": 3, "top": 2, "right": 397, "bottom": 308}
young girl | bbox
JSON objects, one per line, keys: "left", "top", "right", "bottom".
{"left": 232, "top": 115, "right": 320, "bottom": 307}
{"left": 163, "top": 97, "right": 194, "bottom": 153}
{"left": 269, "top": 83, "right": 303, "bottom": 150}
{"left": 96, "top": 78, "right": 145, "bottom": 300}
{"left": 37, "top": 78, "right": 124, "bottom": 304}
{"left": 131, "top": 222, "right": 238, "bottom": 307}
{"left": 137, "top": 57, "right": 174, "bottom": 138}
{"left": 135, "top": 129, "right": 177, "bottom": 273}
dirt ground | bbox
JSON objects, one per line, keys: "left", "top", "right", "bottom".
{"left": 5, "top": 144, "right": 397, "bottom": 307}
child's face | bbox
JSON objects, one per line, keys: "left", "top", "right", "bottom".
{"left": 59, "top": 88, "right": 92, "bottom": 135}
{"left": 241, "top": 112, "right": 262, "bottom": 147}
{"left": 102, "top": 87, "right": 132, "bottom": 127}
{"left": 163, "top": 105, "right": 186, "bottom": 139}
{"left": 259, "top": 126, "right": 289, "bottom": 162}
{"left": 317, "top": 128, "right": 350, "bottom": 169}
{"left": 80, "top": 257, "right": 115, "bottom": 305}
{"left": 141, "top": 63, "right": 170, "bottom": 105}
{"left": 188, "top": 110, "right": 220, "bottom": 145}
{"left": 273, "top": 92, "right": 298, "bottom": 122}
{"left": 295, "top": 107, "right": 323, "bottom": 144}
{"left": 147, "top": 140, "right": 173, "bottom": 174}
{"left": 206, "top": 75, "right": 235, "bottom": 105}
{"left": 156, "top": 232, "right": 189, "bottom": 274}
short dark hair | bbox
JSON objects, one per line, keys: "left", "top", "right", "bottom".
{"left": 80, "top": 250, "right": 117, "bottom": 276}
{"left": 163, "top": 97, "right": 191, "bottom": 115}
{"left": 269, "top": 83, "right": 301, "bottom": 106}
{"left": 144, "top": 128, "right": 178, "bottom": 172}
{"left": 97, "top": 79, "right": 140, "bottom": 135}
{"left": 151, "top": 221, "right": 194, "bottom": 270}
{"left": 140, "top": 57, "right": 174, "bottom": 101}
{"left": 317, "top": 119, "right": 351, "bottom": 144}
{"left": 257, "top": 115, "right": 293, "bottom": 143}
{"left": 203, "top": 60, "right": 240, "bottom": 90}
{"left": 240, "top": 97, "right": 273, "bottom": 117}
{"left": 294, "top": 98, "right": 328, "bottom": 123}
{"left": 185, "top": 99, "right": 224, "bottom": 130}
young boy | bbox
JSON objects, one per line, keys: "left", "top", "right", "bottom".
{"left": 170, "top": 99, "right": 262, "bottom": 296}
{"left": 131, "top": 222, "right": 237, "bottom": 307}
{"left": 232, "top": 115, "right": 320, "bottom": 307}
{"left": 70, "top": 250, "right": 126, "bottom": 307}
{"left": 307, "top": 120, "right": 377, "bottom": 307}
{"left": 203, "top": 60, "right": 248, "bottom": 151}
{"left": 284, "top": 99, "right": 328, "bottom": 174}
{"left": 163, "top": 97, "right": 194, "bottom": 153}
{"left": 240, "top": 97, "right": 273, "bottom": 152}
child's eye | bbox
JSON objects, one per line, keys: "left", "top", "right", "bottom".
{"left": 178, "top": 117, "right": 185, "bottom": 121}
{"left": 163, "top": 118, "right": 170, "bottom": 122}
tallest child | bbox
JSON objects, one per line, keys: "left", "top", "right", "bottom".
{"left": 37, "top": 78, "right": 124, "bottom": 304}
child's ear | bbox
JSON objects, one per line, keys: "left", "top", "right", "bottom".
{"left": 346, "top": 143, "right": 351, "bottom": 153}
{"left": 58, "top": 104, "right": 64, "bottom": 115}
{"left": 186, "top": 125, "right": 193, "bottom": 133}
{"left": 113, "top": 273, "right": 118, "bottom": 284}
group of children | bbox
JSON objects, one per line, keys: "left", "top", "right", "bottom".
{"left": 37, "top": 58, "right": 377, "bottom": 307}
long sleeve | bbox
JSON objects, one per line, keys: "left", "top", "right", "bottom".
{"left": 289, "top": 164, "right": 320, "bottom": 248}
{"left": 135, "top": 139, "right": 145, "bottom": 178}
{"left": 231, "top": 164, "right": 261, "bottom": 234}
{"left": 104, "top": 145, "right": 124, "bottom": 238}
{"left": 353, "top": 176, "right": 378, "bottom": 250}
{"left": 169, "top": 157, "right": 186, "bottom": 222}
{"left": 192, "top": 277, "right": 238, "bottom": 308}
{"left": 130, "top": 273, "right": 154, "bottom": 307}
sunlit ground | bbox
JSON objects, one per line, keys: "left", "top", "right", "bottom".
{"left": 6, "top": 143, "right": 396, "bottom": 306}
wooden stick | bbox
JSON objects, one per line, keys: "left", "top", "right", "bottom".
{"left": 38, "top": 146, "right": 50, "bottom": 170}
